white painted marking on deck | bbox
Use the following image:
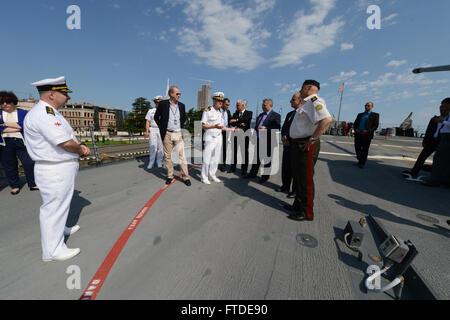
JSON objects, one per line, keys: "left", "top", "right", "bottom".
{"left": 320, "top": 151, "right": 432, "bottom": 163}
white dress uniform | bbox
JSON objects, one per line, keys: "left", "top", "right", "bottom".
{"left": 24, "top": 77, "right": 81, "bottom": 261}
{"left": 145, "top": 107, "right": 163, "bottom": 168}
{"left": 201, "top": 106, "right": 224, "bottom": 183}
{"left": 289, "top": 94, "right": 331, "bottom": 139}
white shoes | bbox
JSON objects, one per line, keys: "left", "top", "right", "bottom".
{"left": 64, "top": 225, "right": 80, "bottom": 236}
{"left": 210, "top": 176, "right": 222, "bottom": 183}
{"left": 43, "top": 248, "right": 81, "bottom": 262}
{"left": 202, "top": 179, "right": 211, "bottom": 185}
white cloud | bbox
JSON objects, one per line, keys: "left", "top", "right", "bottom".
{"left": 331, "top": 70, "right": 357, "bottom": 83}
{"left": 382, "top": 13, "right": 399, "bottom": 26}
{"left": 272, "top": 0, "right": 345, "bottom": 68}
{"left": 340, "top": 42, "right": 354, "bottom": 51}
{"left": 174, "top": 0, "right": 273, "bottom": 71}
{"left": 387, "top": 60, "right": 407, "bottom": 67}
{"left": 362, "top": 71, "right": 370, "bottom": 76}
{"left": 383, "top": 13, "right": 398, "bottom": 22}
{"left": 155, "top": 7, "right": 165, "bottom": 15}
{"left": 385, "top": 52, "right": 392, "bottom": 57}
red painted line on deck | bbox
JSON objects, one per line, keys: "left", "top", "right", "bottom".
{"left": 79, "top": 165, "right": 199, "bottom": 300}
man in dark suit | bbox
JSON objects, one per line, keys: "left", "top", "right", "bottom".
{"left": 219, "top": 98, "right": 232, "bottom": 172}
{"left": 245, "top": 98, "right": 281, "bottom": 183}
{"left": 353, "top": 102, "right": 380, "bottom": 168}
{"left": 403, "top": 102, "right": 449, "bottom": 179}
{"left": 229, "top": 100, "right": 253, "bottom": 174}
{"left": 154, "top": 86, "right": 191, "bottom": 186}
{"left": 276, "top": 92, "right": 302, "bottom": 197}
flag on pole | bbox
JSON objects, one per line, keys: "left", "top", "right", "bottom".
{"left": 338, "top": 83, "right": 345, "bottom": 93}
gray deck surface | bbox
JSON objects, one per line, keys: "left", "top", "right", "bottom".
{"left": 0, "top": 135, "right": 448, "bottom": 300}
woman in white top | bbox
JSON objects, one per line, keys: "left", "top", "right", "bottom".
{"left": 0, "top": 91, "right": 38, "bottom": 195}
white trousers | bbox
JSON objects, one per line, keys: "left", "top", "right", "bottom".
{"left": 34, "top": 160, "right": 79, "bottom": 260}
{"left": 202, "top": 135, "right": 222, "bottom": 181}
{"left": 148, "top": 128, "right": 163, "bottom": 167}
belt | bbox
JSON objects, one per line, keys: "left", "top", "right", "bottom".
{"left": 3, "top": 137, "right": 23, "bottom": 140}
{"left": 291, "top": 136, "right": 311, "bottom": 142}
{"left": 35, "top": 159, "right": 78, "bottom": 165}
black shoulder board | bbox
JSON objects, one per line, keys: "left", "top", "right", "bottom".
{"left": 311, "top": 97, "right": 318, "bottom": 102}
{"left": 46, "top": 107, "right": 56, "bottom": 116}
{"left": 206, "top": 106, "right": 211, "bottom": 111}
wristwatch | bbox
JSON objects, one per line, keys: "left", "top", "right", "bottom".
{"left": 309, "top": 137, "right": 317, "bottom": 142}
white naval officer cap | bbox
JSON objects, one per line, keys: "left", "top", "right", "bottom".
{"left": 212, "top": 92, "right": 225, "bottom": 101}
{"left": 153, "top": 96, "right": 163, "bottom": 102}
{"left": 30, "top": 76, "right": 73, "bottom": 93}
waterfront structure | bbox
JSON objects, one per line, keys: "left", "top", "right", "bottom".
{"left": 196, "top": 84, "right": 210, "bottom": 111}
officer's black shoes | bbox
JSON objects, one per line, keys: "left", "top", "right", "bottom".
{"left": 275, "top": 186, "right": 289, "bottom": 193}
{"left": 283, "top": 204, "right": 298, "bottom": 212}
{"left": 287, "top": 192, "right": 295, "bottom": 199}
{"left": 166, "top": 178, "right": 174, "bottom": 185}
{"left": 259, "top": 176, "right": 269, "bottom": 184}
{"left": 358, "top": 163, "right": 364, "bottom": 169}
{"left": 30, "top": 186, "right": 39, "bottom": 191}
{"left": 244, "top": 174, "right": 256, "bottom": 179}
{"left": 218, "top": 165, "right": 227, "bottom": 172}
{"left": 184, "top": 179, "right": 192, "bottom": 187}
{"left": 288, "top": 214, "right": 313, "bottom": 222}
{"left": 227, "top": 168, "right": 236, "bottom": 173}
{"left": 402, "top": 170, "right": 418, "bottom": 179}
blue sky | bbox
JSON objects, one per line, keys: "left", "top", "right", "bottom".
{"left": 1, "top": 0, "right": 450, "bottom": 132}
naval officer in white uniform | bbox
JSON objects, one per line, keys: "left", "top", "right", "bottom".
{"left": 145, "top": 96, "right": 164, "bottom": 169}
{"left": 24, "top": 76, "right": 90, "bottom": 262}
{"left": 201, "top": 92, "right": 226, "bottom": 184}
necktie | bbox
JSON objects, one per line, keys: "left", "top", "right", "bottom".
{"left": 256, "top": 113, "right": 266, "bottom": 130}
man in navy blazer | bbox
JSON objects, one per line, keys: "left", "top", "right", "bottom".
{"left": 245, "top": 98, "right": 281, "bottom": 183}
{"left": 229, "top": 100, "right": 253, "bottom": 174}
{"left": 276, "top": 92, "right": 302, "bottom": 196}
{"left": 154, "top": 86, "right": 191, "bottom": 186}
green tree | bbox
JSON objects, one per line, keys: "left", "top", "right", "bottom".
{"left": 123, "top": 113, "right": 140, "bottom": 135}
{"left": 128, "top": 97, "right": 151, "bottom": 135}
{"left": 107, "top": 124, "right": 116, "bottom": 135}
{"left": 185, "top": 108, "right": 203, "bottom": 135}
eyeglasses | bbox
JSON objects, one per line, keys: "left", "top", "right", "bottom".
{"left": 175, "top": 93, "right": 181, "bottom": 96}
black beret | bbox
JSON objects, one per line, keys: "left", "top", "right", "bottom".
{"left": 302, "top": 80, "right": 320, "bottom": 90}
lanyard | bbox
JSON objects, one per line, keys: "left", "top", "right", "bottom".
{"left": 170, "top": 104, "right": 179, "bottom": 118}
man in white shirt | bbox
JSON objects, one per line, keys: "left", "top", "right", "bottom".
{"left": 24, "top": 76, "right": 90, "bottom": 262}
{"left": 201, "top": 92, "right": 225, "bottom": 184}
{"left": 285, "top": 80, "right": 332, "bottom": 222}
{"left": 145, "top": 96, "right": 164, "bottom": 169}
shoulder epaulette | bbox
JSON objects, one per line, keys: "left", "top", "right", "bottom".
{"left": 311, "top": 96, "right": 318, "bottom": 102}
{"left": 46, "top": 107, "right": 56, "bottom": 116}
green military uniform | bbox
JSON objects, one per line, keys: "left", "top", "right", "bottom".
{"left": 289, "top": 94, "right": 330, "bottom": 220}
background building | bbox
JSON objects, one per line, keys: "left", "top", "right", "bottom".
{"left": 196, "top": 84, "right": 210, "bottom": 111}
